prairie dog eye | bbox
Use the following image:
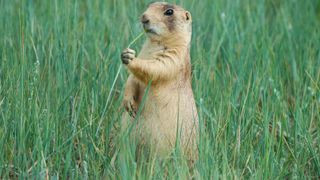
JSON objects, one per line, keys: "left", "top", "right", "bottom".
{"left": 164, "top": 9, "right": 174, "bottom": 16}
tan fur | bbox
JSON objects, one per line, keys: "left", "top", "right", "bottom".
{"left": 121, "top": 2, "right": 198, "bottom": 159}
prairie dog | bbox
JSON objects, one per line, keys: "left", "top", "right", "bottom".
{"left": 121, "top": 2, "right": 198, "bottom": 159}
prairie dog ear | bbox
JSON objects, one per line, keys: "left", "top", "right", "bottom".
{"left": 185, "top": 11, "right": 192, "bottom": 21}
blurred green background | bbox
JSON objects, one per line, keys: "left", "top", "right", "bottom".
{"left": 0, "top": 0, "right": 319, "bottom": 179}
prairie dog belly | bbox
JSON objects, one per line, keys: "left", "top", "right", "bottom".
{"left": 137, "top": 86, "right": 198, "bottom": 157}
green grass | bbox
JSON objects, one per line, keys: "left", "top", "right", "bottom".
{"left": 0, "top": 0, "right": 319, "bottom": 179}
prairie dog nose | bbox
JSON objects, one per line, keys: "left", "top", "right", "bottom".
{"left": 141, "top": 14, "right": 150, "bottom": 24}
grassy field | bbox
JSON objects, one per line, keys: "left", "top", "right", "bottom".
{"left": 0, "top": 0, "right": 319, "bottom": 179}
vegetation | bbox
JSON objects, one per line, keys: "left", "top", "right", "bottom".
{"left": 0, "top": 0, "right": 319, "bottom": 178}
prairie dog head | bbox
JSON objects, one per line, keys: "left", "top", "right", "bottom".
{"left": 141, "top": 2, "right": 192, "bottom": 42}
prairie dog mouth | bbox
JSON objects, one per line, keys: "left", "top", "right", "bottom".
{"left": 143, "top": 25, "right": 158, "bottom": 35}
{"left": 144, "top": 28, "right": 157, "bottom": 34}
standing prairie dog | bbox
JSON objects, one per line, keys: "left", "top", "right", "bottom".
{"left": 121, "top": 2, "right": 198, "bottom": 159}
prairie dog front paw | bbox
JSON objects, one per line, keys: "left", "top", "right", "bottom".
{"left": 123, "top": 97, "right": 138, "bottom": 118}
{"left": 121, "top": 48, "right": 136, "bottom": 65}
